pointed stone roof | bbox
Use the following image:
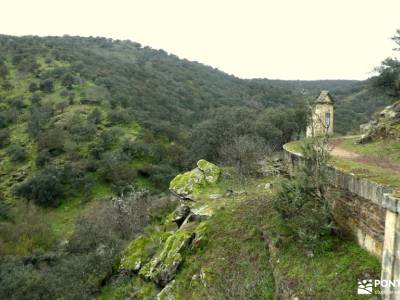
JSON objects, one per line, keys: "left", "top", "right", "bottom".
{"left": 314, "top": 90, "right": 334, "bottom": 104}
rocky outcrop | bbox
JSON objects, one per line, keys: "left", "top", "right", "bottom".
{"left": 117, "top": 160, "right": 221, "bottom": 299}
{"left": 156, "top": 280, "right": 176, "bottom": 300}
{"left": 197, "top": 159, "right": 221, "bottom": 184}
{"left": 171, "top": 203, "right": 191, "bottom": 227}
{"left": 139, "top": 229, "right": 194, "bottom": 286}
{"left": 119, "top": 232, "right": 171, "bottom": 272}
{"left": 169, "top": 159, "right": 221, "bottom": 199}
{"left": 358, "top": 100, "right": 400, "bottom": 143}
{"left": 120, "top": 236, "right": 151, "bottom": 272}
{"left": 260, "top": 157, "right": 287, "bottom": 177}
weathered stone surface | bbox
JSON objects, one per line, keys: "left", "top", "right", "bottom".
{"left": 357, "top": 134, "right": 373, "bottom": 144}
{"left": 285, "top": 145, "right": 397, "bottom": 210}
{"left": 120, "top": 232, "right": 171, "bottom": 272}
{"left": 180, "top": 204, "right": 214, "bottom": 227}
{"left": 171, "top": 203, "right": 191, "bottom": 226}
{"left": 383, "top": 194, "right": 400, "bottom": 213}
{"left": 119, "top": 236, "right": 151, "bottom": 272}
{"left": 139, "top": 229, "right": 194, "bottom": 286}
{"left": 190, "top": 204, "right": 213, "bottom": 220}
{"left": 357, "top": 101, "right": 400, "bottom": 143}
{"left": 192, "top": 221, "right": 210, "bottom": 248}
{"left": 331, "top": 190, "right": 385, "bottom": 245}
{"left": 260, "top": 157, "right": 287, "bottom": 176}
{"left": 156, "top": 280, "right": 176, "bottom": 300}
{"left": 169, "top": 160, "right": 221, "bottom": 198}
{"left": 197, "top": 159, "right": 221, "bottom": 184}
{"left": 208, "top": 193, "right": 222, "bottom": 200}
{"left": 381, "top": 210, "right": 398, "bottom": 297}
{"left": 360, "top": 120, "right": 376, "bottom": 134}
{"left": 169, "top": 167, "right": 205, "bottom": 197}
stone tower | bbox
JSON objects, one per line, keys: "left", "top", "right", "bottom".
{"left": 306, "top": 90, "right": 334, "bottom": 137}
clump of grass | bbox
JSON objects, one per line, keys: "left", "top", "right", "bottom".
{"left": 266, "top": 209, "right": 381, "bottom": 299}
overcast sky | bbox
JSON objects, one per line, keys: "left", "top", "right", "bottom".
{"left": 1, "top": 0, "right": 399, "bottom": 80}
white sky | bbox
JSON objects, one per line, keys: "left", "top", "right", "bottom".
{"left": 1, "top": 0, "right": 399, "bottom": 80}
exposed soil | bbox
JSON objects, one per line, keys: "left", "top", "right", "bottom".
{"left": 330, "top": 139, "right": 400, "bottom": 174}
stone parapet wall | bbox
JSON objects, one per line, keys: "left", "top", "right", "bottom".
{"left": 283, "top": 146, "right": 399, "bottom": 213}
{"left": 283, "top": 144, "right": 400, "bottom": 299}
{"left": 331, "top": 189, "right": 385, "bottom": 257}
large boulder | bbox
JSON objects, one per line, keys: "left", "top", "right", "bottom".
{"left": 197, "top": 159, "right": 221, "bottom": 184}
{"left": 169, "top": 167, "right": 205, "bottom": 197}
{"left": 139, "top": 229, "right": 194, "bottom": 286}
{"left": 169, "top": 160, "right": 221, "bottom": 198}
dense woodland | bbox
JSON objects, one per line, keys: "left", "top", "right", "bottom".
{"left": 0, "top": 33, "right": 399, "bottom": 299}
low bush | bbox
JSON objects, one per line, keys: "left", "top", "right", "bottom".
{"left": 0, "top": 193, "right": 8, "bottom": 220}
{"left": 37, "top": 127, "right": 67, "bottom": 155}
{"left": 107, "top": 107, "right": 132, "bottom": 124}
{"left": 272, "top": 138, "right": 335, "bottom": 252}
{"left": 98, "top": 151, "right": 135, "bottom": 193}
{"left": 0, "top": 128, "right": 10, "bottom": 148}
{"left": 0, "top": 189, "right": 176, "bottom": 300}
{"left": 13, "top": 166, "right": 64, "bottom": 207}
{"left": 0, "top": 202, "right": 56, "bottom": 255}
{"left": 6, "top": 144, "right": 28, "bottom": 162}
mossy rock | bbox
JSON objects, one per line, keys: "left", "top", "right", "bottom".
{"left": 180, "top": 204, "right": 214, "bottom": 227}
{"left": 192, "top": 221, "right": 210, "bottom": 249}
{"left": 134, "top": 280, "right": 160, "bottom": 300}
{"left": 120, "top": 231, "right": 172, "bottom": 272}
{"left": 169, "top": 159, "right": 221, "bottom": 197}
{"left": 191, "top": 204, "right": 213, "bottom": 219}
{"left": 197, "top": 159, "right": 220, "bottom": 184}
{"left": 140, "top": 229, "right": 194, "bottom": 286}
{"left": 169, "top": 167, "right": 205, "bottom": 197}
{"left": 156, "top": 280, "right": 176, "bottom": 300}
{"left": 119, "top": 236, "right": 152, "bottom": 272}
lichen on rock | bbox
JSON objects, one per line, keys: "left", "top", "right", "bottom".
{"left": 156, "top": 280, "right": 176, "bottom": 300}
{"left": 140, "top": 229, "right": 194, "bottom": 286}
{"left": 197, "top": 159, "right": 221, "bottom": 184}
{"left": 171, "top": 203, "right": 191, "bottom": 227}
{"left": 169, "top": 159, "right": 221, "bottom": 198}
{"left": 192, "top": 221, "right": 210, "bottom": 248}
{"left": 180, "top": 204, "right": 214, "bottom": 226}
{"left": 357, "top": 100, "right": 400, "bottom": 143}
{"left": 120, "top": 231, "right": 171, "bottom": 272}
{"left": 169, "top": 167, "right": 205, "bottom": 197}
{"left": 119, "top": 235, "right": 150, "bottom": 272}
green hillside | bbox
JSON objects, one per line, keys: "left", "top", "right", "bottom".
{"left": 0, "top": 34, "right": 394, "bottom": 299}
{"left": 0, "top": 35, "right": 313, "bottom": 233}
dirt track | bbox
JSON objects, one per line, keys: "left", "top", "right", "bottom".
{"left": 329, "top": 139, "right": 400, "bottom": 174}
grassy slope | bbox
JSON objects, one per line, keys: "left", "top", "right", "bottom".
{"left": 0, "top": 58, "right": 151, "bottom": 242}
{"left": 340, "top": 137, "right": 400, "bottom": 163}
{"left": 96, "top": 172, "right": 381, "bottom": 299}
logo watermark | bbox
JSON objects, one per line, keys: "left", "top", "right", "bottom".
{"left": 357, "top": 279, "right": 373, "bottom": 294}
{"left": 357, "top": 279, "right": 400, "bottom": 295}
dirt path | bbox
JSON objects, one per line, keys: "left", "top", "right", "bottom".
{"left": 330, "top": 144, "right": 359, "bottom": 159}
{"left": 329, "top": 139, "right": 400, "bottom": 174}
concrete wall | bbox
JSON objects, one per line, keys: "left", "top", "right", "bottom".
{"left": 284, "top": 145, "right": 400, "bottom": 299}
